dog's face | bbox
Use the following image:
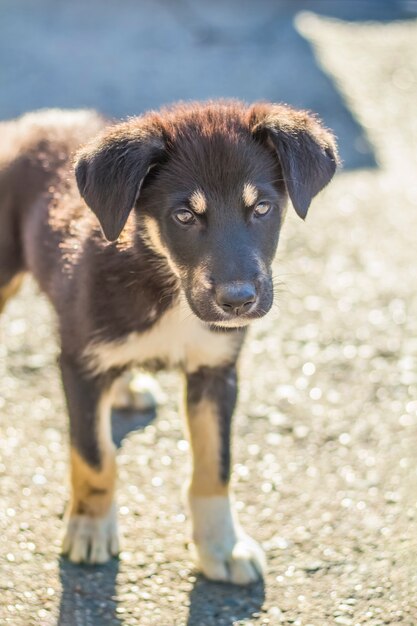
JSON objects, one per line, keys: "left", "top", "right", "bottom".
{"left": 75, "top": 102, "right": 337, "bottom": 328}
{"left": 138, "top": 127, "right": 285, "bottom": 327}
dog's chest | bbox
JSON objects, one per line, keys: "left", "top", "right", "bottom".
{"left": 84, "top": 304, "right": 240, "bottom": 375}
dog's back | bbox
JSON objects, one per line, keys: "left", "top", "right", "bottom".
{"left": 0, "top": 109, "right": 105, "bottom": 309}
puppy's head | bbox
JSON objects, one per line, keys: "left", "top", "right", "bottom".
{"left": 75, "top": 101, "right": 338, "bottom": 328}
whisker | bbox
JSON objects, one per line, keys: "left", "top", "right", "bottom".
{"left": 179, "top": 312, "right": 196, "bottom": 325}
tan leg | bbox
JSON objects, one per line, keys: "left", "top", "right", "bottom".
{"left": 60, "top": 355, "right": 119, "bottom": 564}
{"left": 187, "top": 397, "right": 229, "bottom": 499}
{"left": 0, "top": 273, "right": 23, "bottom": 313}
{"left": 68, "top": 446, "right": 116, "bottom": 518}
{"left": 185, "top": 366, "right": 266, "bottom": 585}
{"left": 63, "top": 443, "right": 118, "bottom": 564}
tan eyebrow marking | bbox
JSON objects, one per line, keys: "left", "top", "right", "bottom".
{"left": 242, "top": 182, "right": 258, "bottom": 207}
{"left": 189, "top": 189, "right": 207, "bottom": 214}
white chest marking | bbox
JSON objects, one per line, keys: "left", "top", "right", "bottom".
{"left": 83, "top": 303, "right": 240, "bottom": 375}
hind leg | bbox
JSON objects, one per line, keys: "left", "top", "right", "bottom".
{"left": 0, "top": 190, "right": 24, "bottom": 314}
{"left": 0, "top": 273, "right": 24, "bottom": 314}
{"left": 111, "top": 370, "right": 160, "bottom": 412}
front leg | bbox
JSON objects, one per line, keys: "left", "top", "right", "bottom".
{"left": 60, "top": 354, "right": 119, "bottom": 564}
{"left": 185, "top": 365, "right": 266, "bottom": 585}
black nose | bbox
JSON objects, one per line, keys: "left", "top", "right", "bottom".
{"left": 215, "top": 282, "right": 257, "bottom": 316}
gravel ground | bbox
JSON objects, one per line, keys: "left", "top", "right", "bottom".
{"left": 1, "top": 6, "right": 417, "bottom": 626}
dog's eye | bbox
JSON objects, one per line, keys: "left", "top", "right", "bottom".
{"left": 173, "top": 209, "right": 196, "bottom": 225}
{"left": 254, "top": 201, "right": 272, "bottom": 217}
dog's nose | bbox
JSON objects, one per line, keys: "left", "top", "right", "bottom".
{"left": 215, "top": 282, "right": 257, "bottom": 316}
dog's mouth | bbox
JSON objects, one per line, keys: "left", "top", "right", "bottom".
{"left": 185, "top": 298, "right": 272, "bottom": 330}
{"left": 208, "top": 317, "right": 253, "bottom": 330}
{"left": 207, "top": 305, "right": 269, "bottom": 329}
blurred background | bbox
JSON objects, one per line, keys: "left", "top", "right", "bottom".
{"left": 1, "top": 1, "right": 417, "bottom": 625}
{"left": 2, "top": 0, "right": 415, "bottom": 169}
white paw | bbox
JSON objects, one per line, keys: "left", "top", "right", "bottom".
{"left": 196, "top": 532, "right": 266, "bottom": 585}
{"left": 111, "top": 372, "right": 161, "bottom": 412}
{"left": 62, "top": 504, "right": 119, "bottom": 564}
{"left": 189, "top": 495, "right": 266, "bottom": 585}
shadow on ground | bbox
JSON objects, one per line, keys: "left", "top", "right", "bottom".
{"left": 58, "top": 559, "right": 122, "bottom": 626}
{"left": 186, "top": 576, "right": 265, "bottom": 626}
{"left": 111, "top": 408, "right": 156, "bottom": 449}
{"left": 58, "top": 563, "right": 265, "bottom": 626}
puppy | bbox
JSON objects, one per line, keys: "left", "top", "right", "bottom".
{"left": 0, "top": 101, "right": 337, "bottom": 584}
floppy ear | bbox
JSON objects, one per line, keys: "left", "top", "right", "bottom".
{"left": 75, "top": 122, "right": 165, "bottom": 241}
{"left": 250, "top": 103, "right": 339, "bottom": 219}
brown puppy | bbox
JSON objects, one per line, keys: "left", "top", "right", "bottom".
{"left": 0, "top": 101, "right": 338, "bottom": 584}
